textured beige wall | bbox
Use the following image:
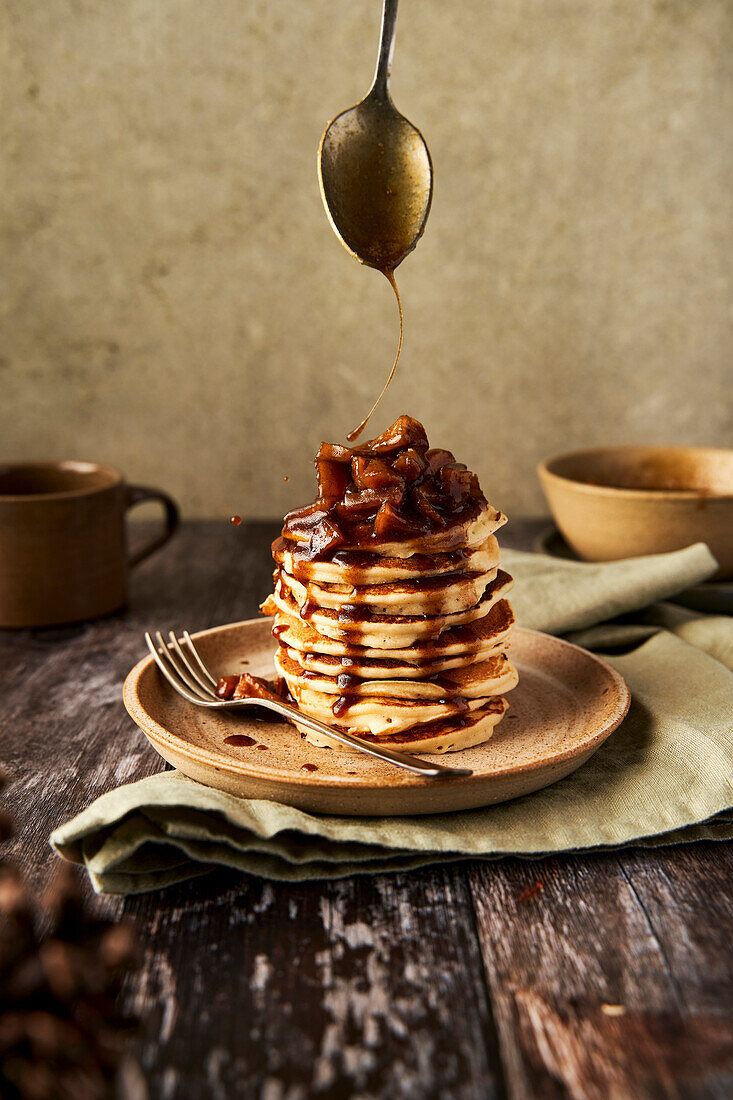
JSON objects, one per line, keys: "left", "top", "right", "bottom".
{"left": 2, "top": 0, "right": 732, "bottom": 520}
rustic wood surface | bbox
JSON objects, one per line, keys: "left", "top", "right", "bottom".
{"left": 1, "top": 519, "right": 731, "bottom": 1100}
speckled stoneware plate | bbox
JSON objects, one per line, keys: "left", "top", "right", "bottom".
{"left": 121, "top": 620, "right": 629, "bottom": 818}
{"left": 123, "top": 619, "right": 630, "bottom": 816}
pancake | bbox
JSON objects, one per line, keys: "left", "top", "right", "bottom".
{"left": 278, "top": 563, "right": 499, "bottom": 616}
{"left": 276, "top": 647, "right": 519, "bottom": 701}
{"left": 257, "top": 415, "right": 517, "bottom": 754}
{"left": 296, "top": 697, "right": 508, "bottom": 754}
{"left": 268, "top": 570, "right": 513, "bottom": 648}
{"left": 287, "top": 687, "right": 490, "bottom": 736}
{"left": 285, "top": 502, "right": 506, "bottom": 558}
{"left": 261, "top": 597, "right": 515, "bottom": 666}
{"left": 273, "top": 534, "right": 502, "bottom": 585}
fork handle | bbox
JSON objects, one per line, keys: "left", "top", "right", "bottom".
{"left": 233, "top": 696, "right": 473, "bottom": 779}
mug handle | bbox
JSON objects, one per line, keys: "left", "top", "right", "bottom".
{"left": 125, "top": 485, "right": 180, "bottom": 567}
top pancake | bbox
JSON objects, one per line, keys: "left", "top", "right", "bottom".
{"left": 284, "top": 502, "right": 506, "bottom": 560}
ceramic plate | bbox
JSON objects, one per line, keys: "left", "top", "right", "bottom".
{"left": 123, "top": 619, "right": 630, "bottom": 816}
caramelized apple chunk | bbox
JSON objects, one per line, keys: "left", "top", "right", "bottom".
{"left": 309, "top": 516, "right": 345, "bottom": 558}
{"left": 316, "top": 441, "right": 353, "bottom": 463}
{"left": 351, "top": 455, "right": 405, "bottom": 492}
{"left": 392, "top": 447, "right": 427, "bottom": 482}
{"left": 216, "top": 675, "right": 240, "bottom": 700}
{"left": 232, "top": 672, "right": 289, "bottom": 702}
{"left": 425, "top": 448, "right": 456, "bottom": 475}
{"left": 439, "top": 463, "right": 482, "bottom": 508}
{"left": 316, "top": 457, "right": 350, "bottom": 503}
{"left": 411, "top": 483, "right": 447, "bottom": 526}
{"left": 374, "top": 501, "right": 428, "bottom": 538}
{"left": 335, "top": 485, "right": 405, "bottom": 520}
{"left": 366, "top": 415, "right": 429, "bottom": 455}
{"left": 282, "top": 502, "right": 331, "bottom": 539}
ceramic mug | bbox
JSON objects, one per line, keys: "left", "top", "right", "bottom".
{"left": 0, "top": 461, "right": 179, "bottom": 627}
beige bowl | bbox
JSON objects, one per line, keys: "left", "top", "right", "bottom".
{"left": 537, "top": 446, "right": 733, "bottom": 579}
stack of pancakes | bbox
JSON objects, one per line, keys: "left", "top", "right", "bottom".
{"left": 260, "top": 415, "right": 517, "bottom": 753}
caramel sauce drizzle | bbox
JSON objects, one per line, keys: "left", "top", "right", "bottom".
{"left": 346, "top": 269, "right": 403, "bottom": 442}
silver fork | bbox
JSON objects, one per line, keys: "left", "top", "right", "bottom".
{"left": 144, "top": 630, "right": 473, "bottom": 779}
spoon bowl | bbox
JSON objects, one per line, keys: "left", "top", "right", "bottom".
{"left": 318, "top": 0, "right": 433, "bottom": 274}
{"left": 319, "top": 96, "right": 433, "bottom": 272}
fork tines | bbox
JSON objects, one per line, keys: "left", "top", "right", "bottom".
{"left": 145, "top": 630, "right": 222, "bottom": 706}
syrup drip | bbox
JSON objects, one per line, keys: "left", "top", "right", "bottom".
{"left": 346, "top": 270, "right": 403, "bottom": 442}
{"left": 332, "top": 695, "right": 354, "bottom": 718}
{"left": 300, "top": 596, "right": 317, "bottom": 620}
{"left": 332, "top": 668, "right": 362, "bottom": 719}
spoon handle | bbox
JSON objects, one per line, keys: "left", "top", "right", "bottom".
{"left": 371, "top": 0, "right": 399, "bottom": 102}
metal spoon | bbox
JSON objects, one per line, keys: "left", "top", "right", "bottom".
{"left": 318, "top": 0, "right": 433, "bottom": 276}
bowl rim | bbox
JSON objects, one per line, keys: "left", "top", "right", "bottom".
{"left": 537, "top": 445, "right": 733, "bottom": 501}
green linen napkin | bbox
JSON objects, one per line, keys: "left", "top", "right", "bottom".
{"left": 51, "top": 543, "right": 733, "bottom": 894}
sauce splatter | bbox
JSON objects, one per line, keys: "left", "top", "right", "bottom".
{"left": 224, "top": 734, "right": 256, "bottom": 747}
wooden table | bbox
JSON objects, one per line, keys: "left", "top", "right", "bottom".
{"left": 2, "top": 520, "right": 731, "bottom": 1099}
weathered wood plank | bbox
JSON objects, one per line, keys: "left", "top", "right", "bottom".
{"left": 118, "top": 865, "right": 505, "bottom": 1100}
{"left": 468, "top": 848, "right": 733, "bottom": 1100}
{"left": 615, "top": 844, "right": 733, "bottom": 1013}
